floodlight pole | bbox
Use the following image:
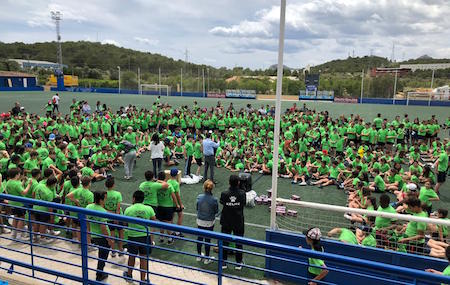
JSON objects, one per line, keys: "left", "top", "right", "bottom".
{"left": 429, "top": 69, "right": 435, "bottom": 106}
{"left": 393, "top": 70, "right": 398, "bottom": 105}
{"left": 117, "top": 66, "right": 121, "bottom": 94}
{"left": 270, "top": 0, "right": 286, "bottom": 231}
{"left": 181, "top": 68, "right": 183, "bottom": 96}
{"left": 138, "top": 67, "right": 141, "bottom": 94}
{"left": 207, "top": 68, "right": 210, "bottom": 93}
{"left": 202, "top": 68, "right": 205, "bottom": 97}
{"left": 51, "top": 11, "right": 63, "bottom": 70}
{"left": 158, "top": 67, "right": 161, "bottom": 95}
{"left": 360, "top": 69, "right": 364, "bottom": 104}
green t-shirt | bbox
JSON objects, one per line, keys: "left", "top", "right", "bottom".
{"left": 124, "top": 203, "right": 156, "bottom": 237}
{"left": 339, "top": 228, "right": 358, "bottom": 244}
{"left": 374, "top": 175, "right": 385, "bottom": 192}
{"left": 157, "top": 184, "right": 175, "bottom": 208}
{"left": 5, "top": 180, "right": 25, "bottom": 207}
{"left": 308, "top": 250, "right": 325, "bottom": 276}
{"left": 438, "top": 151, "right": 449, "bottom": 172}
{"left": 168, "top": 179, "right": 180, "bottom": 207}
{"left": 73, "top": 188, "right": 94, "bottom": 209}
{"left": 86, "top": 203, "right": 110, "bottom": 237}
{"left": 193, "top": 142, "right": 202, "bottom": 159}
{"left": 81, "top": 167, "right": 94, "bottom": 177}
{"left": 185, "top": 141, "right": 194, "bottom": 157}
{"left": 139, "top": 181, "right": 161, "bottom": 207}
{"left": 361, "top": 234, "right": 376, "bottom": 247}
{"left": 404, "top": 211, "right": 428, "bottom": 243}
{"left": 375, "top": 205, "right": 397, "bottom": 229}
{"left": 419, "top": 187, "right": 438, "bottom": 207}
{"left": 34, "top": 184, "right": 55, "bottom": 212}
{"left": 105, "top": 190, "right": 123, "bottom": 212}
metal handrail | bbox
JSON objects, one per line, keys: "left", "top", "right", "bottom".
{"left": 0, "top": 193, "right": 449, "bottom": 285}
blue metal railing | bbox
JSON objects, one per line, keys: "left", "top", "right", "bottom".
{"left": 0, "top": 193, "right": 449, "bottom": 285}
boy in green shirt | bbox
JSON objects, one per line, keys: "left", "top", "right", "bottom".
{"left": 156, "top": 171, "right": 179, "bottom": 245}
{"left": 67, "top": 176, "right": 94, "bottom": 243}
{"left": 168, "top": 169, "right": 184, "bottom": 236}
{"left": 86, "top": 191, "right": 111, "bottom": 282}
{"left": 5, "top": 168, "right": 33, "bottom": 240}
{"left": 399, "top": 198, "right": 428, "bottom": 253}
{"left": 139, "top": 170, "right": 168, "bottom": 208}
{"left": 123, "top": 190, "right": 156, "bottom": 283}
{"left": 33, "top": 175, "right": 58, "bottom": 244}
{"left": 104, "top": 177, "right": 125, "bottom": 257}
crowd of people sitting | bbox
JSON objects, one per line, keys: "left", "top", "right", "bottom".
{"left": 0, "top": 95, "right": 449, "bottom": 282}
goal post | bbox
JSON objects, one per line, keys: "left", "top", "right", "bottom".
{"left": 140, "top": 84, "right": 170, "bottom": 96}
{"left": 273, "top": 197, "right": 450, "bottom": 256}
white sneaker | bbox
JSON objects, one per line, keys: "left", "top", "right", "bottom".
{"left": 203, "top": 256, "right": 215, "bottom": 265}
{"left": 88, "top": 246, "right": 98, "bottom": 252}
{"left": 235, "top": 263, "right": 244, "bottom": 270}
{"left": 343, "top": 213, "right": 352, "bottom": 220}
{"left": 1, "top": 227, "right": 11, "bottom": 234}
{"left": 41, "top": 237, "right": 54, "bottom": 244}
{"left": 196, "top": 252, "right": 204, "bottom": 262}
{"left": 299, "top": 181, "right": 307, "bottom": 186}
{"left": 50, "top": 230, "right": 61, "bottom": 236}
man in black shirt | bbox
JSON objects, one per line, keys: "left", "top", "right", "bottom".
{"left": 220, "top": 175, "right": 246, "bottom": 270}
{"left": 11, "top": 102, "right": 21, "bottom": 116}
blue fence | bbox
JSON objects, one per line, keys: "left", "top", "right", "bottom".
{"left": 0, "top": 194, "right": 449, "bottom": 285}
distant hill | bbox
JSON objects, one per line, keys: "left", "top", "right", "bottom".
{"left": 0, "top": 41, "right": 212, "bottom": 75}
{"left": 310, "top": 56, "right": 391, "bottom": 73}
{"left": 269, "top": 64, "right": 292, "bottom": 70}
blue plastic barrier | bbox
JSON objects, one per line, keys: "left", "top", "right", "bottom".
{"left": 0, "top": 86, "right": 44, "bottom": 91}
{"left": 266, "top": 229, "right": 448, "bottom": 285}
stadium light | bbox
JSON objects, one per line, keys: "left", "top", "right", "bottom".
{"left": 51, "top": 11, "right": 63, "bottom": 71}
{"left": 270, "top": 0, "right": 286, "bottom": 230}
{"left": 117, "top": 66, "right": 121, "bottom": 94}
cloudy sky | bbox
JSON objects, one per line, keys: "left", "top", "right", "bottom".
{"left": 1, "top": 0, "right": 449, "bottom": 69}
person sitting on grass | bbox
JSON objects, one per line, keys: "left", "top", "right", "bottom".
{"left": 312, "top": 160, "right": 340, "bottom": 188}
{"left": 292, "top": 160, "right": 309, "bottom": 186}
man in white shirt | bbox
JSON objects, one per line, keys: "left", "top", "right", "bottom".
{"left": 51, "top": 93, "right": 60, "bottom": 113}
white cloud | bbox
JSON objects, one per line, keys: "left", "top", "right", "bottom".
{"left": 101, "top": 39, "right": 120, "bottom": 46}
{"left": 134, "top": 37, "right": 159, "bottom": 46}
{"left": 210, "top": 20, "right": 272, "bottom": 37}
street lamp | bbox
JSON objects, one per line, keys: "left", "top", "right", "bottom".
{"left": 117, "top": 66, "right": 121, "bottom": 94}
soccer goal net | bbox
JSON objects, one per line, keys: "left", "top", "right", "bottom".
{"left": 406, "top": 91, "right": 450, "bottom": 105}
{"left": 140, "top": 84, "right": 170, "bottom": 96}
{"left": 273, "top": 198, "right": 449, "bottom": 258}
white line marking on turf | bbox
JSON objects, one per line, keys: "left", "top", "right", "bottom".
{"left": 121, "top": 202, "right": 268, "bottom": 229}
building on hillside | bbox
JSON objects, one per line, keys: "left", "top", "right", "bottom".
{"left": 0, "top": 71, "right": 43, "bottom": 91}
{"left": 370, "top": 67, "right": 411, "bottom": 77}
{"left": 9, "top": 59, "right": 67, "bottom": 70}
{"left": 399, "top": 63, "right": 450, "bottom": 71}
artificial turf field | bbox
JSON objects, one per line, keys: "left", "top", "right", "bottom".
{"left": 0, "top": 91, "right": 449, "bottom": 280}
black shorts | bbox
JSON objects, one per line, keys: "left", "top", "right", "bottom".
{"left": 378, "top": 142, "right": 385, "bottom": 146}
{"left": 195, "top": 158, "right": 202, "bottom": 166}
{"left": 128, "top": 236, "right": 152, "bottom": 256}
{"left": 437, "top": 171, "right": 447, "bottom": 183}
{"left": 173, "top": 206, "right": 183, "bottom": 213}
{"left": 156, "top": 206, "right": 174, "bottom": 221}
{"left": 35, "top": 212, "right": 51, "bottom": 223}
{"left": 12, "top": 207, "right": 26, "bottom": 217}
{"left": 93, "top": 165, "right": 102, "bottom": 171}
{"left": 107, "top": 220, "right": 125, "bottom": 232}
{"left": 397, "top": 138, "right": 404, "bottom": 144}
